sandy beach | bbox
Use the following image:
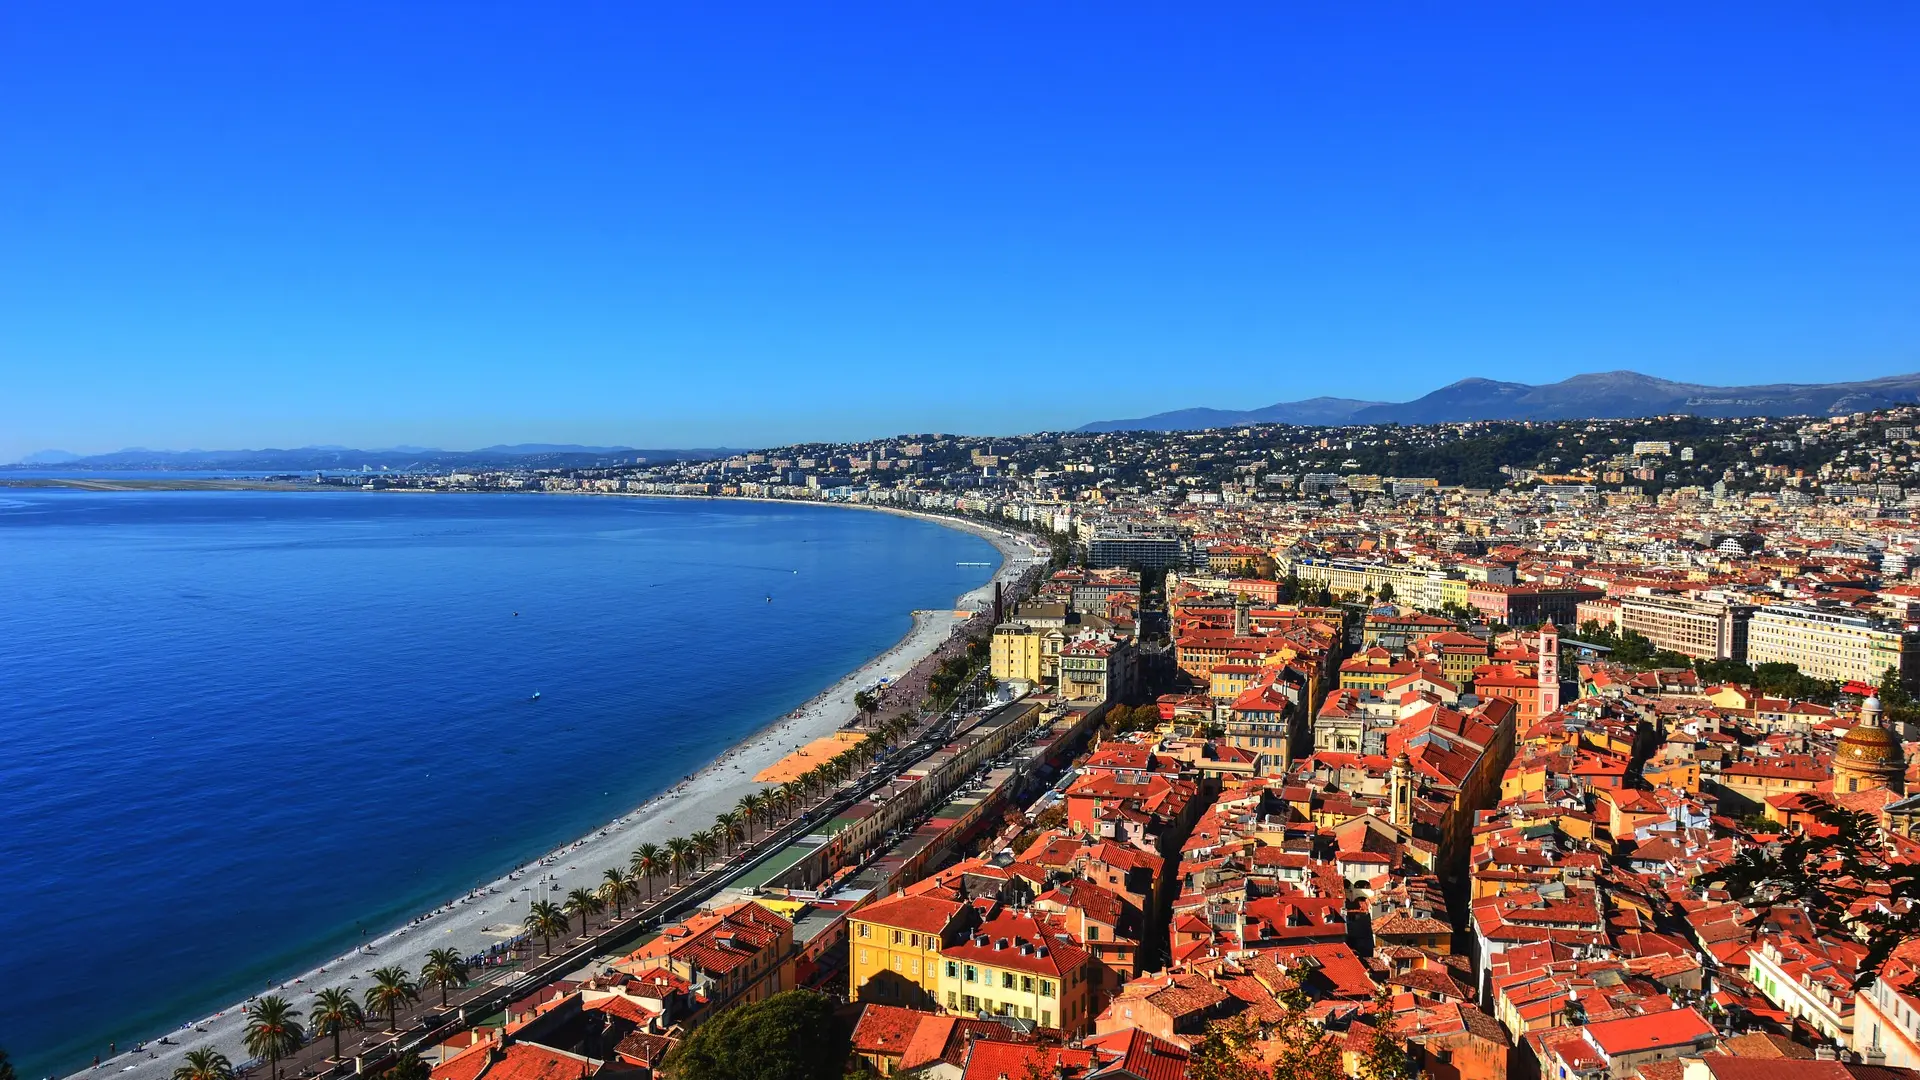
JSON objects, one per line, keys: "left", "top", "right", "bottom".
{"left": 83, "top": 502, "right": 1041, "bottom": 1080}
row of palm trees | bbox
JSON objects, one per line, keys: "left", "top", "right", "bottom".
{"left": 178, "top": 951, "right": 473, "bottom": 1080}
{"left": 516, "top": 715, "right": 920, "bottom": 958}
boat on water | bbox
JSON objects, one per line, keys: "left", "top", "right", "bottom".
{"left": 530, "top": 691, "right": 542, "bottom": 700}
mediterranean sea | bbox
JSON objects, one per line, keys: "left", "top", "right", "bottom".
{"left": 0, "top": 490, "right": 997, "bottom": 1078}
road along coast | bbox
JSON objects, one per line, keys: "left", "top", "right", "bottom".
{"left": 79, "top": 504, "right": 1034, "bottom": 1080}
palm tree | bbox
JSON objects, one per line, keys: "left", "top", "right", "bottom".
{"left": 171, "top": 1048, "right": 235, "bottom": 1080}
{"left": 363, "top": 966, "right": 420, "bottom": 1033}
{"left": 421, "top": 948, "right": 470, "bottom": 1009}
{"left": 305, "top": 988, "right": 363, "bottom": 1062}
{"left": 243, "top": 996, "right": 304, "bottom": 1080}
{"left": 600, "top": 867, "right": 634, "bottom": 918}
{"left": 693, "top": 828, "right": 720, "bottom": 870}
{"left": 525, "top": 899, "right": 569, "bottom": 957}
{"left": 630, "top": 844, "right": 663, "bottom": 899}
{"left": 565, "top": 887, "right": 603, "bottom": 936}
{"left": 665, "top": 836, "right": 696, "bottom": 884}
{"left": 736, "top": 793, "right": 764, "bottom": 841}
{"left": 715, "top": 811, "right": 743, "bottom": 855}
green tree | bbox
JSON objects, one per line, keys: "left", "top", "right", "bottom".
{"left": 1186, "top": 1013, "right": 1265, "bottom": 1080}
{"left": 374, "top": 1054, "right": 429, "bottom": 1080}
{"left": 630, "top": 843, "right": 663, "bottom": 899}
{"left": 363, "top": 966, "right": 421, "bottom": 1033}
{"left": 421, "top": 947, "right": 470, "bottom": 1008}
{"left": 171, "top": 1048, "right": 235, "bottom": 1080}
{"left": 524, "top": 899, "right": 569, "bottom": 957}
{"left": 0, "top": 1047, "right": 13, "bottom": 1080}
{"left": 1710, "top": 800, "right": 1920, "bottom": 988}
{"left": 243, "top": 995, "right": 305, "bottom": 1080}
{"left": 306, "top": 987, "right": 364, "bottom": 1062}
{"left": 736, "top": 793, "right": 764, "bottom": 842}
{"left": 665, "top": 836, "right": 697, "bottom": 884}
{"left": 664, "top": 989, "right": 846, "bottom": 1080}
{"left": 565, "top": 886, "right": 604, "bottom": 936}
{"left": 1355, "top": 984, "right": 1414, "bottom": 1080}
{"left": 1267, "top": 962, "right": 1345, "bottom": 1080}
{"left": 600, "top": 866, "right": 635, "bottom": 918}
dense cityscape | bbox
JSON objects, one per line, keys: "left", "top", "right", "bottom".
{"left": 91, "top": 404, "right": 1912, "bottom": 1080}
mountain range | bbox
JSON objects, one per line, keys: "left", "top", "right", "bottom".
{"left": 6, "top": 445, "right": 739, "bottom": 471}
{"left": 1079, "top": 370, "right": 1920, "bottom": 432}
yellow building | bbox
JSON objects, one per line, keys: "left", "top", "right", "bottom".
{"left": 991, "top": 624, "right": 1044, "bottom": 684}
{"left": 936, "top": 911, "right": 1098, "bottom": 1033}
{"left": 849, "top": 888, "right": 972, "bottom": 1008}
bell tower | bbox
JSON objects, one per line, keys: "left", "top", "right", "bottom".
{"left": 1538, "top": 620, "right": 1560, "bottom": 719}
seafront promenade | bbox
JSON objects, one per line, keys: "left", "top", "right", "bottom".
{"left": 70, "top": 517, "right": 1041, "bottom": 1080}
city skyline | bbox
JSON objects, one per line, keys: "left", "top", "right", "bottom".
{"left": 4, "top": 5, "right": 1918, "bottom": 462}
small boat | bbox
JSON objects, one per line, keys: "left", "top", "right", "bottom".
{"left": 765, "top": 595, "right": 772, "bottom": 602}
{"left": 530, "top": 691, "right": 542, "bottom": 701}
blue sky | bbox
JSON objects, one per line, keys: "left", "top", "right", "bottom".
{"left": 2, "top": 4, "right": 1916, "bottom": 460}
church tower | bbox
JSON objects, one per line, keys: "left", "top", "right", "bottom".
{"left": 1390, "top": 751, "right": 1414, "bottom": 828}
{"left": 1537, "top": 620, "right": 1560, "bottom": 719}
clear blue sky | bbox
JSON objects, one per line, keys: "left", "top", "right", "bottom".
{"left": 2, "top": 4, "right": 1916, "bottom": 460}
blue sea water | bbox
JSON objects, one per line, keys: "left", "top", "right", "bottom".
{"left": 0, "top": 491, "right": 996, "bottom": 1077}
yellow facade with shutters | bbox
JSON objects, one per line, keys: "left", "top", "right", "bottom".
{"left": 849, "top": 913, "right": 946, "bottom": 1009}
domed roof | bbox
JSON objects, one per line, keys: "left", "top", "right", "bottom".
{"left": 1837, "top": 720, "right": 1905, "bottom": 769}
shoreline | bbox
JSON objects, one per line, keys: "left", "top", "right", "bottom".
{"left": 63, "top": 496, "right": 1038, "bottom": 1080}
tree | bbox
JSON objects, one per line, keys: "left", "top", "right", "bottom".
{"left": 565, "top": 886, "right": 604, "bottom": 936}
{"left": 1186, "top": 1014, "right": 1265, "bottom": 1080}
{"left": 421, "top": 948, "right": 470, "bottom": 1009}
{"left": 664, "top": 989, "right": 846, "bottom": 1080}
{"left": 1709, "top": 799, "right": 1920, "bottom": 988}
{"left": 306, "top": 987, "right": 364, "bottom": 1062}
{"left": 1266, "top": 963, "right": 1345, "bottom": 1080}
{"left": 853, "top": 689, "right": 877, "bottom": 715}
{"left": 1377, "top": 582, "right": 1396, "bottom": 603}
{"left": 631, "top": 843, "right": 663, "bottom": 899}
{"left": 736, "top": 794, "right": 764, "bottom": 842}
{"left": 243, "top": 995, "right": 305, "bottom": 1080}
{"left": 363, "top": 966, "right": 421, "bottom": 1033}
{"left": 666, "top": 836, "right": 697, "bottom": 884}
{"left": 692, "top": 829, "right": 721, "bottom": 871}
{"left": 171, "top": 1049, "right": 235, "bottom": 1080}
{"left": 374, "top": 1055, "right": 429, "bottom": 1080}
{"left": 715, "top": 811, "right": 744, "bottom": 855}
{"left": 1355, "top": 984, "right": 1414, "bottom": 1080}
{"left": 0, "top": 1047, "right": 13, "bottom": 1080}
{"left": 524, "top": 899, "right": 569, "bottom": 957}
{"left": 600, "top": 867, "right": 634, "bottom": 918}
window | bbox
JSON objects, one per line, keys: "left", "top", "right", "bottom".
{"left": 946, "top": 961, "right": 959, "bottom": 978}
{"left": 859, "top": 948, "right": 869, "bottom": 965}
{"left": 1021, "top": 976, "right": 1034, "bottom": 993}
{"left": 893, "top": 956, "right": 902, "bottom": 971}
{"left": 1041, "top": 1010, "right": 1052, "bottom": 1028}
{"left": 947, "top": 991, "right": 957, "bottom": 1008}
{"left": 857, "top": 924, "right": 869, "bottom": 939}
{"left": 1088, "top": 926, "right": 1100, "bottom": 941}
{"left": 965, "top": 965, "right": 978, "bottom": 983}
{"left": 1023, "top": 1006, "right": 1033, "bottom": 1020}
{"left": 1040, "top": 980, "right": 1055, "bottom": 998}
{"left": 1002, "top": 972, "right": 1015, "bottom": 989}
{"left": 910, "top": 933, "right": 920, "bottom": 947}
{"left": 964, "top": 995, "right": 978, "bottom": 1011}
{"left": 892, "top": 929, "right": 903, "bottom": 944}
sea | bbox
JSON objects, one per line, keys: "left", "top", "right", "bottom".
{"left": 0, "top": 490, "right": 998, "bottom": 1078}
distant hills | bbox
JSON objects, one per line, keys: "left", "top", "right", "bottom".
{"left": 1079, "top": 370, "right": 1920, "bottom": 432}
{"left": 6, "top": 444, "right": 739, "bottom": 471}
